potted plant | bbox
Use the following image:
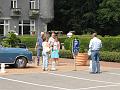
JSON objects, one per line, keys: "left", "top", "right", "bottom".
{"left": 75, "top": 48, "right": 89, "bottom": 66}
{"left": 64, "top": 35, "right": 89, "bottom": 66}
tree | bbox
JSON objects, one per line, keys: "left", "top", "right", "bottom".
{"left": 48, "top": 0, "right": 98, "bottom": 34}
{"left": 97, "top": 0, "right": 120, "bottom": 35}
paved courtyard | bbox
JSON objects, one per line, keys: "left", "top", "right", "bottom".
{"left": 0, "top": 58, "right": 120, "bottom": 90}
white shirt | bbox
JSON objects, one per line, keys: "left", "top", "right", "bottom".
{"left": 53, "top": 41, "right": 60, "bottom": 50}
{"left": 48, "top": 37, "right": 55, "bottom": 47}
{"left": 42, "top": 42, "right": 49, "bottom": 52}
{"left": 89, "top": 37, "right": 102, "bottom": 51}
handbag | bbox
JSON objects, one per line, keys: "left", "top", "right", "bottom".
{"left": 46, "top": 47, "right": 51, "bottom": 53}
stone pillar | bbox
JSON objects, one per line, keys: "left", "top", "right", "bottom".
{"left": 40, "top": 0, "right": 54, "bottom": 23}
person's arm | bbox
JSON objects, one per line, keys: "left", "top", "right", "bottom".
{"left": 58, "top": 41, "right": 60, "bottom": 50}
{"left": 35, "top": 37, "right": 39, "bottom": 50}
{"left": 89, "top": 39, "right": 93, "bottom": 50}
{"left": 35, "top": 42, "right": 38, "bottom": 50}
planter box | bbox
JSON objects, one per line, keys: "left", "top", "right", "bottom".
{"left": 75, "top": 53, "right": 88, "bottom": 66}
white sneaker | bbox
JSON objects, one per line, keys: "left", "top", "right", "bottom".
{"left": 51, "top": 68, "right": 56, "bottom": 71}
{"left": 45, "top": 68, "right": 48, "bottom": 71}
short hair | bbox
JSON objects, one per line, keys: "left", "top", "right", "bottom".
{"left": 43, "top": 37, "right": 48, "bottom": 42}
{"left": 52, "top": 32, "right": 55, "bottom": 36}
{"left": 92, "top": 33, "right": 97, "bottom": 37}
{"left": 41, "top": 32, "right": 44, "bottom": 35}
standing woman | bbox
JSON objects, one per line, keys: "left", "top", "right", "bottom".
{"left": 51, "top": 36, "right": 60, "bottom": 71}
{"left": 42, "top": 37, "right": 50, "bottom": 71}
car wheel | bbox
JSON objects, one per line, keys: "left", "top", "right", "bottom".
{"left": 15, "top": 57, "right": 27, "bottom": 68}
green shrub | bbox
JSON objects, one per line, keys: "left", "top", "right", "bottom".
{"left": 29, "top": 48, "right": 37, "bottom": 56}
{"left": 100, "top": 51, "right": 120, "bottom": 62}
{"left": 101, "top": 37, "right": 120, "bottom": 52}
{"left": 64, "top": 35, "right": 90, "bottom": 53}
{"left": 29, "top": 48, "right": 73, "bottom": 58}
{"left": 19, "top": 35, "right": 66, "bottom": 48}
{"left": 2, "top": 32, "right": 21, "bottom": 47}
{"left": 64, "top": 35, "right": 120, "bottom": 53}
{"left": 19, "top": 35, "right": 37, "bottom": 48}
{"left": 59, "top": 36, "right": 67, "bottom": 43}
{"left": 29, "top": 48, "right": 43, "bottom": 56}
{"left": 59, "top": 49, "right": 73, "bottom": 58}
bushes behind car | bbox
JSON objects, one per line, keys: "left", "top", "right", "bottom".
{"left": 19, "top": 35, "right": 36, "bottom": 48}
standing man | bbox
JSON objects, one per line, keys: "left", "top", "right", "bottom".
{"left": 89, "top": 33, "right": 102, "bottom": 74}
{"left": 35, "top": 32, "right": 45, "bottom": 66}
{"left": 48, "top": 32, "right": 55, "bottom": 47}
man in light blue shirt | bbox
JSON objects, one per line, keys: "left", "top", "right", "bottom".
{"left": 89, "top": 33, "right": 102, "bottom": 74}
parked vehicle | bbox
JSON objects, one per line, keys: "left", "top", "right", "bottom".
{"left": 0, "top": 44, "right": 32, "bottom": 68}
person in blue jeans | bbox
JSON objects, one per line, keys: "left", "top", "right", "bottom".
{"left": 42, "top": 37, "right": 50, "bottom": 71}
{"left": 89, "top": 33, "right": 102, "bottom": 74}
{"left": 35, "top": 32, "right": 44, "bottom": 66}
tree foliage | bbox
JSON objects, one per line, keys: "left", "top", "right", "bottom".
{"left": 96, "top": 0, "right": 120, "bottom": 35}
{"left": 97, "top": 0, "right": 120, "bottom": 23}
{"left": 48, "top": 0, "right": 120, "bottom": 35}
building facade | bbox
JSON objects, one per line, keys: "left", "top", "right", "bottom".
{"left": 0, "top": 0, "right": 54, "bottom": 36}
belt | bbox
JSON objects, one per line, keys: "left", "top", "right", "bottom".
{"left": 91, "top": 50, "right": 99, "bottom": 51}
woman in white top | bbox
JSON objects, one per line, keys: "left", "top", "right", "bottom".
{"left": 50, "top": 36, "right": 60, "bottom": 71}
{"left": 42, "top": 37, "right": 50, "bottom": 71}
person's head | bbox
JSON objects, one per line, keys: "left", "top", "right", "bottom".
{"left": 92, "top": 33, "right": 97, "bottom": 38}
{"left": 43, "top": 37, "right": 48, "bottom": 42}
{"left": 51, "top": 32, "right": 55, "bottom": 38}
{"left": 40, "top": 32, "right": 44, "bottom": 38}
{"left": 54, "top": 36, "right": 59, "bottom": 42}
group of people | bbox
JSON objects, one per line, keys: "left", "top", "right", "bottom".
{"left": 35, "top": 31, "right": 102, "bottom": 74}
{"left": 35, "top": 32, "right": 60, "bottom": 71}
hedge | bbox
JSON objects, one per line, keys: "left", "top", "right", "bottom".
{"left": 19, "top": 35, "right": 67, "bottom": 48}
{"left": 19, "top": 35, "right": 37, "bottom": 48}
{"left": 64, "top": 35, "right": 90, "bottom": 53}
{"left": 63, "top": 35, "right": 120, "bottom": 52}
{"left": 100, "top": 51, "right": 120, "bottom": 63}
{"left": 20, "top": 35, "right": 120, "bottom": 53}
{"left": 29, "top": 48, "right": 73, "bottom": 59}
{"left": 29, "top": 47, "right": 120, "bottom": 63}
{"left": 59, "top": 49, "right": 73, "bottom": 58}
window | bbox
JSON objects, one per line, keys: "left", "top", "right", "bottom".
{"left": 4, "top": 20, "right": 10, "bottom": 36}
{"left": 30, "top": 0, "right": 35, "bottom": 9}
{"left": 19, "top": 20, "right": 31, "bottom": 35}
{"left": 11, "top": 0, "right": 17, "bottom": 8}
{"left": 0, "top": 20, "right": 4, "bottom": 24}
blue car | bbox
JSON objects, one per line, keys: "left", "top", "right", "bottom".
{"left": 0, "top": 46, "right": 32, "bottom": 68}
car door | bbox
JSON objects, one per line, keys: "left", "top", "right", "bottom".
{"left": 0, "top": 48, "right": 15, "bottom": 63}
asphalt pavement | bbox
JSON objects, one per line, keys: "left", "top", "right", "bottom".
{"left": 0, "top": 68, "right": 120, "bottom": 90}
